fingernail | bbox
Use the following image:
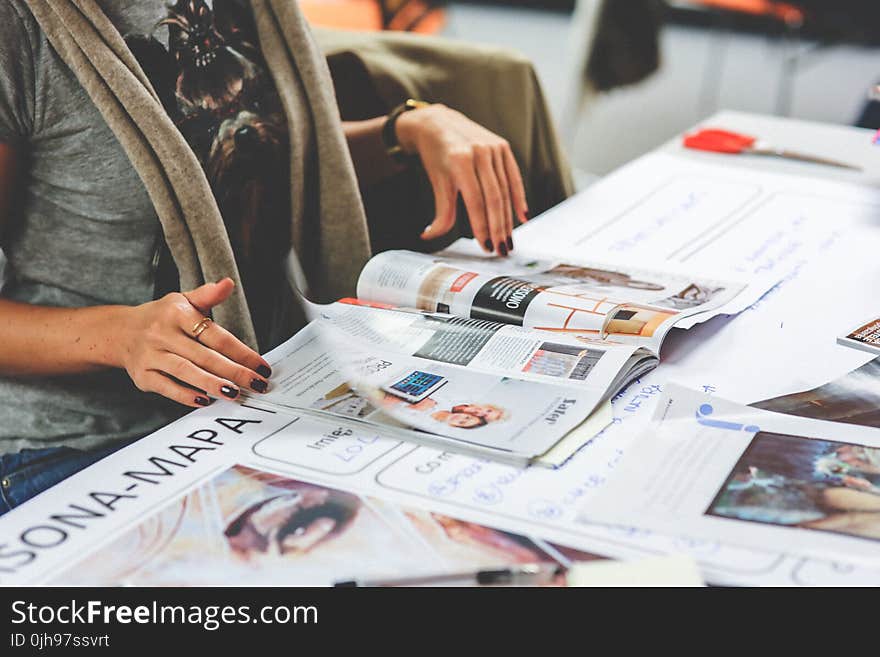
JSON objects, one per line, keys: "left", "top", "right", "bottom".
{"left": 220, "top": 385, "right": 239, "bottom": 399}
{"left": 251, "top": 379, "right": 268, "bottom": 393}
{"left": 195, "top": 396, "right": 212, "bottom": 406}
{"left": 506, "top": 236, "right": 514, "bottom": 252}
{"left": 483, "top": 239, "right": 493, "bottom": 252}
{"left": 256, "top": 364, "right": 272, "bottom": 378}
{"left": 498, "top": 242, "right": 508, "bottom": 257}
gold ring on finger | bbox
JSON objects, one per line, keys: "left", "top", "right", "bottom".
{"left": 191, "top": 317, "right": 213, "bottom": 341}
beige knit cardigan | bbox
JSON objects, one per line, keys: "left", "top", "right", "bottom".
{"left": 23, "top": 0, "right": 373, "bottom": 349}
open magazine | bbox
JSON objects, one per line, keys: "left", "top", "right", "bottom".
{"left": 248, "top": 250, "right": 747, "bottom": 467}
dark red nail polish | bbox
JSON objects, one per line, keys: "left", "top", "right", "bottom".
{"left": 195, "top": 396, "right": 212, "bottom": 406}
{"left": 251, "top": 379, "right": 268, "bottom": 393}
{"left": 483, "top": 239, "right": 493, "bottom": 252}
{"left": 220, "top": 385, "right": 239, "bottom": 399}
{"left": 256, "top": 364, "right": 272, "bottom": 378}
{"left": 498, "top": 242, "right": 508, "bottom": 257}
{"left": 506, "top": 236, "right": 514, "bottom": 251}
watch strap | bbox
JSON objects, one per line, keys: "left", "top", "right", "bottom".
{"left": 382, "top": 99, "right": 429, "bottom": 163}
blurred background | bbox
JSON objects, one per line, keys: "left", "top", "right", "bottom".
{"left": 301, "top": 0, "right": 880, "bottom": 183}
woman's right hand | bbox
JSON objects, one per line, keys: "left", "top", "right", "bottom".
{"left": 116, "top": 278, "right": 272, "bottom": 408}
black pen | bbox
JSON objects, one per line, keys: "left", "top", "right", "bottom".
{"left": 334, "top": 563, "right": 563, "bottom": 587}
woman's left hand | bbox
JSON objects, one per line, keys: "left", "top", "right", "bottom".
{"left": 395, "top": 104, "right": 529, "bottom": 256}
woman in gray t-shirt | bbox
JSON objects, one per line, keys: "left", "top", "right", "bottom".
{"left": 0, "top": 0, "right": 529, "bottom": 515}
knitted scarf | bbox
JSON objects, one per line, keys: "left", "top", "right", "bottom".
{"left": 23, "top": 0, "right": 372, "bottom": 349}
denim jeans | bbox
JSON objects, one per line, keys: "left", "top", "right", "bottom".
{"left": 0, "top": 441, "right": 133, "bottom": 517}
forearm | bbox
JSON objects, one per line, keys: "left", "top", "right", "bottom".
{"left": 342, "top": 117, "right": 407, "bottom": 187}
{"left": 0, "top": 299, "right": 127, "bottom": 376}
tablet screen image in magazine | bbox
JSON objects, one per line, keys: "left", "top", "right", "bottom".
{"left": 382, "top": 370, "right": 448, "bottom": 403}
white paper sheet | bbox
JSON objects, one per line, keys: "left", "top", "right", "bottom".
{"left": 567, "top": 554, "right": 704, "bottom": 587}
{"left": 508, "top": 151, "right": 880, "bottom": 402}
{"left": 583, "top": 384, "right": 880, "bottom": 567}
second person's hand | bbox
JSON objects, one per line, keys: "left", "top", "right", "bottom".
{"left": 395, "top": 103, "right": 529, "bottom": 256}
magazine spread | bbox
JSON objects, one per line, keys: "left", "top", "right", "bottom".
{"left": 581, "top": 384, "right": 880, "bottom": 566}
{"left": 258, "top": 249, "right": 750, "bottom": 466}
{"left": 246, "top": 306, "right": 650, "bottom": 466}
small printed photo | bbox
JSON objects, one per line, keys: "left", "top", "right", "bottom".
{"left": 707, "top": 431, "right": 880, "bottom": 543}
{"left": 654, "top": 282, "right": 726, "bottom": 311}
{"left": 375, "top": 368, "right": 510, "bottom": 431}
{"left": 416, "top": 265, "right": 473, "bottom": 312}
{"left": 542, "top": 264, "right": 665, "bottom": 291}
{"left": 602, "top": 304, "right": 677, "bottom": 338}
{"left": 522, "top": 342, "right": 604, "bottom": 380}
{"left": 310, "top": 381, "right": 377, "bottom": 419}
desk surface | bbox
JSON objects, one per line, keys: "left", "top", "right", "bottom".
{"left": 4, "top": 110, "right": 880, "bottom": 587}
{"left": 662, "top": 110, "right": 880, "bottom": 186}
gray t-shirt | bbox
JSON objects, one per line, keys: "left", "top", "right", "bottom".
{"left": 0, "top": 0, "right": 291, "bottom": 454}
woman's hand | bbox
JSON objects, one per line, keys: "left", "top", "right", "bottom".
{"left": 395, "top": 104, "right": 529, "bottom": 256}
{"left": 116, "top": 278, "right": 272, "bottom": 408}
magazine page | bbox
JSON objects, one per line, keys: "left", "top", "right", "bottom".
{"left": 837, "top": 316, "right": 880, "bottom": 356}
{"left": 355, "top": 250, "right": 744, "bottom": 351}
{"left": 324, "top": 301, "right": 648, "bottom": 392}
{"left": 581, "top": 384, "right": 880, "bottom": 567}
{"left": 251, "top": 309, "right": 642, "bottom": 464}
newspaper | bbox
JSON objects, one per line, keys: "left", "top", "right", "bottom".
{"left": 581, "top": 384, "right": 880, "bottom": 567}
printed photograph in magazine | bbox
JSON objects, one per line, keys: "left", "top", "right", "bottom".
{"left": 52, "top": 465, "right": 602, "bottom": 586}
{"left": 707, "top": 431, "right": 880, "bottom": 542}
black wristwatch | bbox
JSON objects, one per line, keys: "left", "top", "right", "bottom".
{"left": 382, "top": 98, "right": 429, "bottom": 164}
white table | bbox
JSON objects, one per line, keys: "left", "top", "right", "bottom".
{"left": 5, "top": 110, "right": 880, "bottom": 588}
